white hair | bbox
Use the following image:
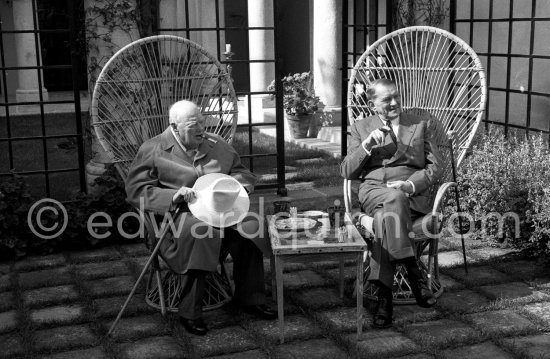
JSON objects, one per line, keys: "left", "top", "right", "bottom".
{"left": 169, "top": 100, "right": 198, "bottom": 124}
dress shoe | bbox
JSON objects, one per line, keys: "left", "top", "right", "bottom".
{"left": 179, "top": 317, "right": 208, "bottom": 336}
{"left": 242, "top": 304, "right": 277, "bottom": 320}
{"left": 404, "top": 261, "right": 436, "bottom": 308}
{"left": 372, "top": 286, "right": 393, "bottom": 329}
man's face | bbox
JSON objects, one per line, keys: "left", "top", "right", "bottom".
{"left": 368, "top": 83, "right": 401, "bottom": 121}
{"left": 173, "top": 106, "right": 205, "bottom": 149}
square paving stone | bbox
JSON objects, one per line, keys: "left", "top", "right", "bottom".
{"left": 14, "top": 254, "right": 66, "bottom": 272}
{"left": 0, "top": 264, "right": 10, "bottom": 275}
{"left": 247, "top": 314, "right": 323, "bottom": 344}
{"left": 0, "top": 310, "right": 17, "bottom": 333}
{"left": 315, "top": 306, "right": 369, "bottom": 332}
{"left": 292, "top": 287, "right": 345, "bottom": 309}
{"left": 274, "top": 338, "right": 348, "bottom": 359}
{"left": 74, "top": 261, "right": 130, "bottom": 280}
{"left": 393, "top": 304, "right": 439, "bottom": 324}
{"left": 18, "top": 267, "right": 72, "bottom": 289}
{"left": 324, "top": 266, "right": 359, "bottom": 283}
{"left": 0, "top": 274, "right": 11, "bottom": 292}
{"left": 283, "top": 270, "right": 329, "bottom": 289}
{"left": 119, "top": 243, "right": 149, "bottom": 257}
{"left": 30, "top": 304, "right": 85, "bottom": 326}
{"left": 522, "top": 301, "right": 550, "bottom": 326}
{"left": 106, "top": 314, "right": 169, "bottom": 341}
{"left": 346, "top": 329, "right": 420, "bottom": 358}
{"left": 0, "top": 292, "right": 14, "bottom": 311}
{"left": 0, "top": 333, "right": 24, "bottom": 357}
{"left": 69, "top": 247, "right": 121, "bottom": 263}
{"left": 202, "top": 308, "right": 240, "bottom": 329}
{"left": 478, "top": 282, "right": 549, "bottom": 301}
{"left": 437, "top": 274, "right": 465, "bottom": 292}
{"left": 40, "top": 347, "right": 107, "bottom": 359}
{"left": 34, "top": 324, "right": 97, "bottom": 352}
{"left": 84, "top": 276, "right": 136, "bottom": 297}
{"left": 207, "top": 349, "right": 267, "bottom": 359}
{"left": 403, "top": 319, "right": 479, "bottom": 348}
{"left": 444, "top": 266, "right": 513, "bottom": 286}
{"left": 436, "top": 289, "right": 492, "bottom": 313}
{"left": 464, "top": 309, "right": 537, "bottom": 336}
{"left": 440, "top": 342, "right": 515, "bottom": 359}
{"left": 503, "top": 333, "right": 550, "bottom": 359}
{"left": 190, "top": 326, "right": 258, "bottom": 357}
{"left": 92, "top": 295, "right": 156, "bottom": 318}
{"left": 23, "top": 285, "right": 79, "bottom": 307}
{"left": 494, "top": 260, "right": 540, "bottom": 281}
{"left": 118, "top": 335, "right": 184, "bottom": 359}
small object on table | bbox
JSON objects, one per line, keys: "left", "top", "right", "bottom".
{"left": 327, "top": 206, "right": 346, "bottom": 227}
{"left": 290, "top": 207, "right": 298, "bottom": 218}
{"left": 273, "top": 200, "right": 290, "bottom": 215}
{"left": 337, "top": 226, "right": 347, "bottom": 243}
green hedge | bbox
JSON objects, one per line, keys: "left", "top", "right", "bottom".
{"left": 0, "top": 165, "right": 140, "bottom": 260}
{"left": 449, "top": 127, "right": 550, "bottom": 261}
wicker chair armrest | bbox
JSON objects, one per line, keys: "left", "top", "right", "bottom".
{"left": 431, "top": 181, "right": 457, "bottom": 216}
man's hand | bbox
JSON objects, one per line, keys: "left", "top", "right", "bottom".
{"left": 361, "top": 125, "right": 391, "bottom": 152}
{"left": 387, "top": 180, "right": 413, "bottom": 194}
{"left": 172, "top": 186, "right": 196, "bottom": 204}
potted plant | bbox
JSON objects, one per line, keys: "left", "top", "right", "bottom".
{"left": 268, "top": 72, "right": 322, "bottom": 138}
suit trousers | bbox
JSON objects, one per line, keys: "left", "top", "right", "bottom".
{"left": 361, "top": 188, "right": 418, "bottom": 288}
{"left": 178, "top": 227, "right": 266, "bottom": 319}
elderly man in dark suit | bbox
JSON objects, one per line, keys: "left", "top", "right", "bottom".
{"left": 341, "top": 78, "right": 442, "bottom": 328}
{"left": 125, "top": 100, "right": 275, "bottom": 336}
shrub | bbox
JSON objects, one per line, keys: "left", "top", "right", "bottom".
{"left": 0, "top": 173, "right": 34, "bottom": 258}
{"left": 449, "top": 127, "right": 550, "bottom": 260}
{"left": 0, "top": 165, "right": 140, "bottom": 259}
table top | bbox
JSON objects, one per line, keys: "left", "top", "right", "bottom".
{"left": 267, "top": 213, "right": 368, "bottom": 255}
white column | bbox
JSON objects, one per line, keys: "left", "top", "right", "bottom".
{"left": 247, "top": 0, "right": 275, "bottom": 117}
{"left": 12, "top": 0, "right": 48, "bottom": 103}
{"left": 313, "top": 0, "right": 342, "bottom": 125}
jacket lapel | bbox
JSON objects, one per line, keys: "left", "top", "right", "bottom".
{"left": 389, "top": 114, "right": 417, "bottom": 163}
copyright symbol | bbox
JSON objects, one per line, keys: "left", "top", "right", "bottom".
{"left": 27, "top": 198, "right": 68, "bottom": 239}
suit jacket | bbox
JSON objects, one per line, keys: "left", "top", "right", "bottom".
{"left": 125, "top": 128, "right": 259, "bottom": 273}
{"left": 340, "top": 112, "right": 441, "bottom": 214}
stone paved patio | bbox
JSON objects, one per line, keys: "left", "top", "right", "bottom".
{"left": 0, "top": 237, "right": 549, "bottom": 359}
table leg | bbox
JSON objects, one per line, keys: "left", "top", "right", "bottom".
{"left": 275, "top": 256, "right": 285, "bottom": 343}
{"left": 356, "top": 252, "right": 363, "bottom": 339}
{"left": 271, "top": 254, "right": 276, "bottom": 301}
{"left": 339, "top": 257, "right": 345, "bottom": 299}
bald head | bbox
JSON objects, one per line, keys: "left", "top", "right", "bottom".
{"left": 169, "top": 100, "right": 201, "bottom": 125}
{"left": 168, "top": 100, "right": 205, "bottom": 149}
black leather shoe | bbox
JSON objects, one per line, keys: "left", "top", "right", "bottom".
{"left": 372, "top": 286, "right": 393, "bottom": 329}
{"left": 242, "top": 304, "right": 277, "bottom": 320}
{"left": 405, "top": 261, "right": 436, "bottom": 308}
{"left": 179, "top": 317, "right": 208, "bottom": 336}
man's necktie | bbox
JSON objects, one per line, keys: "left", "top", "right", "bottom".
{"left": 385, "top": 120, "right": 398, "bottom": 145}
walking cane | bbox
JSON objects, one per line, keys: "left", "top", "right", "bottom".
{"left": 107, "top": 206, "right": 183, "bottom": 336}
{"left": 447, "top": 130, "right": 468, "bottom": 273}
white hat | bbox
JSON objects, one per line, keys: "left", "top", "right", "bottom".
{"left": 188, "top": 173, "right": 250, "bottom": 228}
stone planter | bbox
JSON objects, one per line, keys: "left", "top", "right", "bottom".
{"left": 286, "top": 114, "right": 312, "bottom": 139}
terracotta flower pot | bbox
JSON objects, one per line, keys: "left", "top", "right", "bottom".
{"left": 286, "top": 114, "right": 312, "bottom": 139}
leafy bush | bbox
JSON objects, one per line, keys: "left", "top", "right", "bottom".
{"left": 267, "top": 72, "right": 322, "bottom": 116}
{"left": 0, "top": 173, "right": 34, "bottom": 257}
{"left": 0, "top": 165, "right": 140, "bottom": 259}
{"left": 449, "top": 127, "right": 550, "bottom": 260}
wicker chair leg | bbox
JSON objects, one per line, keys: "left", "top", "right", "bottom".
{"left": 156, "top": 269, "right": 166, "bottom": 316}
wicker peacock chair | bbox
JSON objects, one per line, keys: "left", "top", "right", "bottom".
{"left": 90, "top": 35, "right": 238, "bottom": 332}
{"left": 344, "top": 26, "right": 487, "bottom": 304}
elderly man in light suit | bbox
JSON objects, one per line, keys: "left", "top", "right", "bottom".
{"left": 341, "top": 79, "right": 442, "bottom": 328}
{"left": 126, "top": 100, "right": 275, "bottom": 336}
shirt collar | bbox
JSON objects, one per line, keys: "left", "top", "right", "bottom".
{"left": 378, "top": 115, "right": 400, "bottom": 126}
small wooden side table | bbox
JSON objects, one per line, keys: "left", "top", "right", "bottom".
{"left": 267, "top": 213, "right": 368, "bottom": 343}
